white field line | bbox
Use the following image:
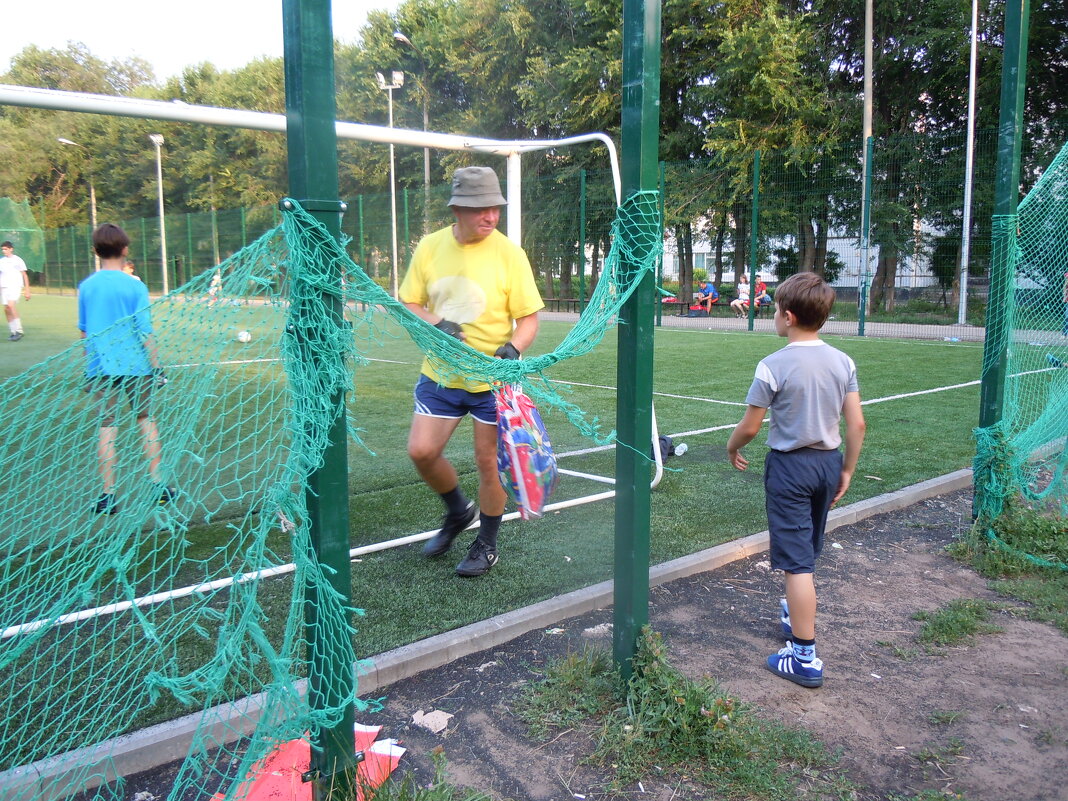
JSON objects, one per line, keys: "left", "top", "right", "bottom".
{"left": 167, "top": 356, "right": 412, "bottom": 368}
{"left": 546, "top": 378, "right": 748, "bottom": 407}
{"left": 7, "top": 366, "right": 1052, "bottom": 638}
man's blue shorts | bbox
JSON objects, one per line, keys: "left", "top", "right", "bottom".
{"left": 413, "top": 375, "right": 497, "bottom": 425}
{"left": 764, "top": 447, "right": 843, "bottom": 574}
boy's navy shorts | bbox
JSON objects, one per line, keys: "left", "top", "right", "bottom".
{"left": 413, "top": 374, "right": 497, "bottom": 425}
{"left": 764, "top": 447, "right": 843, "bottom": 574}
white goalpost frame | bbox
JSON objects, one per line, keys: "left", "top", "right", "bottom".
{"left": 0, "top": 84, "right": 622, "bottom": 243}
{"left": 0, "top": 82, "right": 668, "bottom": 638}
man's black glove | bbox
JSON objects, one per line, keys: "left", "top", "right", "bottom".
{"left": 494, "top": 342, "right": 520, "bottom": 360}
{"left": 434, "top": 319, "right": 464, "bottom": 340}
{"left": 153, "top": 368, "right": 168, "bottom": 387}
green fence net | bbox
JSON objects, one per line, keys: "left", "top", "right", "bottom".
{"left": 972, "top": 141, "right": 1068, "bottom": 568}
{"left": 0, "top": 191, "right": 660, "bottom": 800}
{"left": 0, "top": 197, "right": 45, "bottom": 273}
{"left": 38, "top": 129, "right": 1014, "bottom": 334}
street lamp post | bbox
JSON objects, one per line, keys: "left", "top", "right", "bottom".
{"left": 376, "top": 70, "right": 404, "bottom": 299}
{"left": 394, "top": 31, "right": 431, "bottom": 233}
{"left": 149, "top": 134, "right": 169, "bottom": 295}
{"left": 57, "top": 137, "right": 99, "bottom": 271}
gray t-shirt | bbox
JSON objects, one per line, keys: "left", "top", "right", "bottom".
{"left": 745, "top": 340, "right": 859, "bottom": 452}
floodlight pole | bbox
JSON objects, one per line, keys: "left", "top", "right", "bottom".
{"left": 376, "top": 70, "right": 404, "bottom": 299}
{"left": 394, "top": 31, "right": 431, "bottom": 234}
{"left": 57, "top": 137, "right": 99, "bottom": 271}
{"left": 614, "top": 0, "right": 661, "bottom": 684}
{"left": 282, "top": 1, "right": 359, "bottom": 798}
{"left": 149, "top": 134, "right": 168, "bottom": 294}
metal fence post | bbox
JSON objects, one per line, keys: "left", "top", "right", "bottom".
{"left": 974, "top": 0, "right": 1030, "bottom": 519}
{"left": 614, "top": 0, "right": 661, "bottom": 685}
{"left": 282, "top": 1, "right": 358, "bottom": 797}
{"left": 578, "top": 171, "right": 587, "bottom": 312}
{"left": 747, "top": 150, "right": 760, "bottom": 331}
{"left": 859, "top": 136, "right": 874, "bottom": 336}
{"left": 657, "top": 160, "right": 665, "bottom": 327}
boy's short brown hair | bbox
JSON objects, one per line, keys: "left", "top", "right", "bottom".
{"left": 774, "top": 272, "right": 835, "bottom": 330}
{"left": 92, "top": 223, "right": 130, "bottom": 259}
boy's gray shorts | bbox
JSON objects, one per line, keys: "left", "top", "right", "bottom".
{"left": 764, "top": 447, "right": 843, "bottom": 574}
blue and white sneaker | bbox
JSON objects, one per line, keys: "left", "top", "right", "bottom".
{"left": 766, "top": 644, "right": 823, "bottom": 688}
{"left": 779, "top": 598, "right": 792, "bottom": 639}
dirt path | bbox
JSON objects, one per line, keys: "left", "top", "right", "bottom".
{"left": 369, "top": 489, "right": 1068, "bottom": 800}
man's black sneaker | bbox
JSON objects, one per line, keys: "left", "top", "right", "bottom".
{"left": 157, "top": 485, "right": 178, "bottom": 505}
{"left": 423, "top": 501, "right": 477, "bottom": 557}
{"left": 93, "top": 493, "right": 118, "bottom": 515}
{"left": 455, "top": 539, "right": 499, "bottom": 577}
{"left": 9, "top": 332, "right": 23, "bottom": 342}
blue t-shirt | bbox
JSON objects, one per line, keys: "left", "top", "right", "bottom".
{"left": 697, "top": 284, "right": 718, "bottom": 300}
{"left": 78, "top": 270, "right": 153, "bottom": 377}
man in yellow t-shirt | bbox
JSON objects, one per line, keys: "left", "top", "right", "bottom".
{"left": 400, "top": 166, "right": 544, "bottom": 577}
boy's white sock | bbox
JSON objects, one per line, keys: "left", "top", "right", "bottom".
{"left": 792, "top": 638, "right": 816, "bottom": 663}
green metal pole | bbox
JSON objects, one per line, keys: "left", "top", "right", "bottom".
{"left": 656, "top": 161, "right": 664, "bottom": 327}
{"left": 614, "top": 0, "right": 661, "bottom": 685}
{"left": 578, "top": 170, "right": 587, "bottom": 312}
{"left": 139, "top": 219, "right": 148, "bottom": 290}
{"left": 747, "top": 150, "right": 760, "bottom": 331}
{"left": 975, "top": 0, "right": 1030, "bottom": 517}
{"left": 211, "top": 206, "right": 220, "bottom": 266}
{"left": 403, "top": 187, "right": 411, "bottom": 269}
{"left": 186, "top": 214, "right": 194, "bottom": 281}
{"left": 858, "top": 136, "right": 874, "bottom": 337}
{"left": 358, "top": 195, "right": 366, "bottom": 271}
{"left": 281, "top": 2, "right": 358, "bottom": 798}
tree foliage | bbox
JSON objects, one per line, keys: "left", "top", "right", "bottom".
{"left": 0, "top": 0, "right": 1062, "bottom": 302}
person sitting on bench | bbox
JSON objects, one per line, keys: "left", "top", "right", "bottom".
{"left": 695, "top": 280, "right": 719, "bottom": 313}
{"left": 731, "top": 274, "right": 751, "bottom": 318}
{"left": 754, "top": 278, "right": 772, "bottom": 310}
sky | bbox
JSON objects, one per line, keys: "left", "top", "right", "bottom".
{"left": 3, "top": 1, "right": 401, "bottom": 82}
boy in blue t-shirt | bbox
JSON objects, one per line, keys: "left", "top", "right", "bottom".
{"left": 79, "top": 223, "right": 174, "bottom": 515}
{"left": 695, "top": 280, "right": 718, "bottom": 310}
{"left": 726, "top": 272, "right": 866, "bottom": 687}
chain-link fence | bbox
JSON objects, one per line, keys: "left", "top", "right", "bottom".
{"left": 33, "top": 128, "right": 1037, "bottom": 340}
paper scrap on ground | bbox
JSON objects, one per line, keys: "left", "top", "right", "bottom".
{"left": 583, "top": 622, "right": 612, "bottom": 637}
{"left": 412, "top": 709, "right": 454, "bottom": 734}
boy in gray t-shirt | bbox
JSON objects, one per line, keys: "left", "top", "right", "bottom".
{"left": 726, "top": 272, "right": 866, "bottom": 688}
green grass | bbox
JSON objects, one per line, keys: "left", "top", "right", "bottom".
{"left": 2, "top": 297, "right": 986, "bottom": 752}
{"left": 353, "top": 753, "right": 499, "bottom": 801}
{"left": 949, "top": 505, "right": 1068, "bottom": 636}
{"left": 2, "top": 304, "right": 984, "bottom": 660}
{"left": 911, "top": 599, "right": 1003, "bottom": 647}
{"left": 512, "top": 628, "right": 855, "bottom": 798}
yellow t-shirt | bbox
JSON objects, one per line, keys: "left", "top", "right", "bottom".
{"left": 399, "top": 226, "right": 544, "bottom": 391}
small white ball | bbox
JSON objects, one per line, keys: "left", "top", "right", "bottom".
{"left": 237, "top": 330, "right": 252, "bottom": 343}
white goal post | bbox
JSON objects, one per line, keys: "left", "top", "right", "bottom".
{"left": 0, "top": 83, "right": 621, "bottom": 243}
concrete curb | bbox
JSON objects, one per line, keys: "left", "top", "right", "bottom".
{"left": 3, "top": 469, "right": 973, "bottom": 797}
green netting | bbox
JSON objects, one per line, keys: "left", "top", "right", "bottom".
{"left": 972, "top": 141, "right": 1068, "bottom": 568}
{"left": 0, "top": 191, "right": 660, "bottom": 800}
{"left": 0, "top": 198, "right": 45, "bottom": 274}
